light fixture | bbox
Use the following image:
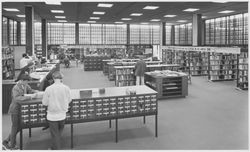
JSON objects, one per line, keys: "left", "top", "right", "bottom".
{"left": 141, "top": 22, "right": 149, "bottom": 24}
{"left": 90, "top": 17, "right": 100, "bottom": 20}
{"left": 17, "top": 15, "right": 25, "bottom": 18}
{"left": 202, "top": 16, "right": 207, "bottom": 19}
{"left": 88, "top": 21, "right": 96, "bottom": 23}
{"left": 3, "top": 8, "right": 20, "bottom": 12}
{"left": 130, "top": 13, "right": 143, "bottom": 16}
{"left": 151, "top": 19, "right": 160, "bottom": 22}
{"left": 115, "top": 22, "right": 124, "bottom": 24}
{"left": 121, "top": 18, "right": 132, "bottom": 20}
{"left": 177, "top": 20, "right": 187, "bottom": 23}
{"left": 97, "top": 3, "right": 113, "bottom": 8}
{"left": 183, "top": 8, "right": 200, "bottom": 12}
{"left": 51, "top": 10, "right": 64, "bottom": 13}
{"left": 212, "top": 0, "right": 228, "bottom": 3}
{"left": 55, "top": 16, "right": 66, "bottom": 19}
{"left": 143, "top": 6, "right": 159, "bottom": 10}
{"left": 218, "top": 10, "right": 235, "bottom": 14}
{"left": 57, "top": 20, "right": 67, "bottom": 22}
{"left": 164, "top": 15, "right": 176, "bottom": 17}
{"left": 93, "top": 11, "right": 105, "bottom": 15}
{"left": 45, "top": 1, "right": 61, "bottom": 5}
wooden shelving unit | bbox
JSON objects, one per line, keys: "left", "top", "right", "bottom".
{"left": 208, "top": 52, "right": 238, "bottom": 81}
{"left": 144, "top": 70, "right": 188, "bottom": 99}
{"left": 236, "top": 51, "right": 248, "bottom": 90}
{"left": 189, "top": 51, "right": 209, "bottom": 76}
{"left": 2, "top": 47, "right": 15, "bottom": 80}
{"left": 84, "top": 55, "right": 110, "bottom": 71}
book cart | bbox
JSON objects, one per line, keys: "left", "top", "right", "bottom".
{"left": 114, "top": 64, "right": 180, "bottom": 87}
{"left": 144, "top": 71, "right": 188, "bottom": 99}
{"left": 236, "top": 48, "right": 248, "bottom": 90}
{"left": 18, "top": 86, "right": 158, "bottom": 150}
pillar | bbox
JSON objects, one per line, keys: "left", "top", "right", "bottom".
{"left": 171, "top": 25, "right": 175, "bottom": 45}
{"left": 25, "top": 6, "right": 34, "bottom": 55}
{"left": 42, "top": 19, "right": 47, "bottom": 57}
{"left": 75, "top": 23, "right": 79, "bottom": 45}
{"left": 17, "top": 21, "right": 21, "bottom": 45}
{"left": 162, "top": 22, "right": 166, "bottom": 46}
{"left": 192, "top": 14, "right": 202, "bottom": 46}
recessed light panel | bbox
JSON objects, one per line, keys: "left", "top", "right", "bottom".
{"left": 164, "top": 15, "right": 176, "bottom": 17}
{"left": 57, "top": 20, "right": 67, "bottom": 22}
{"left": 55, "top": 16, "right": 66, "bottom": 19}
{"left": 121, "top": 18, "right": 132, "bottom": 20}
{"left": 183, "top": 8, "right": 200, "bottom": 12}
{"left": 130, "top": 13, "right": 143, "bottom": 16}
{"left": 151, "top": 19, "right": 160, "bottom": 22}
{"left": 88, "top": 21, "right": 96, "bottom": 23}
{"left": 97, "top": 3, "right": 113, "bottom": 8}
{"left": 45, "top": 1, "right": 61, "bottom": 5}
{"left": 202, "top": 16, "right": 207, "bottom": 19}
{"left": 17, "top": 15, "right": 25, "bottom": 18}
{"left": 177, "top": 20, "right": 187, "bottom": 23}
{"left": 51, "top": 10, "right": 64, "bottom": 13}
{"left": 143, "top": 6, "right": 159, "bottom": 10}
{"left": 3, "top": 8, "right": 20, "bottom": 12}
{"left": 218, "top": 10, "right": 235, "bottom": 14}
{"left": 93, "top": 12, "right": 105, "bottom": 15}
{"left": 90, "top": 17, "right": 100, "bottom": 20}
{"left": 141, "top": 22, "right": 149, "bottom": 24}
{"left": 115, "top": 22, "right": 124, "bottom": 24}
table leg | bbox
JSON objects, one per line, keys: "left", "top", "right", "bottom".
{"left": 71, "top": 123, "right": 73, "bottom": 149}
{"left": 20, "top": 129, "right": 23, "bottom": 150}
{"left": 115, "top": 118, "right": 118, "bottom": 143}
{"left": 109, "top": 119, "right": 112, "bottom": 128}
{"left": 155, "top": 114, "right": 158, "bottom": 137}
{"left": 143, "top": 116, "right": 146, "bottom": 124}
{"left": 29, "top": 127, "right": 31, "bottom": 138}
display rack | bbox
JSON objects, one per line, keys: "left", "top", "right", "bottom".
{"left": 18, "top": 86, "right": 158, "bottom": 149}
{"left": 236, "top": 51, "right": 248, "bottom": 90}
{"left": 144, "top": 70, "right": 188, "bottom": 99}
{"left": 189, "top": 51, "right": 209, "bottom": 76}
{"left": 84, "top": 55, "right": 110, "bottom": 71}
{"left": 208, "top": 52, "right": 238, "bottom": 81}
{"left": 2, "top": 47, "right": 15, "bottom": 80}
{"left": 115, "top": 64, "right": 180, "bottom": 87}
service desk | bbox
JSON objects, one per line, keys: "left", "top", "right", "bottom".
{"left": 19, "top": 85, "right": 158, "bottom": 149}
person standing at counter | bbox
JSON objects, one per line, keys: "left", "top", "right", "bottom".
{"left": 135, "top": 56, "right": 147, "bottom": 85}
{"left": 42, "top": 71, "right": 71, "bottom": 150}
{"left": 2, "top": 74, "right": 39, "bottom": 150}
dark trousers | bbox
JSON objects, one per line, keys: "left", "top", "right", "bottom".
{"left": 6, "top": 114, "right": 20, "bottom": 148}
{"left": 48, "top": 120, "right": 65, "bottom": 150}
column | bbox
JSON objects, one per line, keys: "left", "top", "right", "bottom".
{"left": 25, "top": 6, "right": 34, "bottom": 55}
{"left": 171, "top": 25, "right": 175, "bottom": 45}
{"left": 75, "top": 23, "right": 79, "bottom": 45}
{"left": 17, "top": 21, "right": 21, "bottom": 45}
{"left": 126, "top": 24, "right": 130, "bottom": 52}
{"left": 201, "top": 20, "right": 205, "bottom": 46}
{"left": 192, "top": 14, "right": 202, "bottom": 46}
{"left": 162, "top": 22, "right": 166, "bottom": 46}
{"left": 42, "top": 19, "right": 47, "bottom": 58}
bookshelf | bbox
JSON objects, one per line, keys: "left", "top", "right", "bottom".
{"left": 144, "top": 70, "right": 188, "bottom": 99}
{"left": 236, "top": 51, "right": 248, "bottom": 90}
{"left": 2, "top": 47, "right": 15, "bottom": 80}
{"left": 208, "top": 52, "right": 238, "bottom": 81}
{"left": 189, "top": 51, "right": 209, "bottom": 76}
{"left": 84, "top": 55, "right": 110, "bottom": 71}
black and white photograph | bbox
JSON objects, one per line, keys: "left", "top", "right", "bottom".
{"left": 1, "top": 0, "right": 248, "bottom": 150}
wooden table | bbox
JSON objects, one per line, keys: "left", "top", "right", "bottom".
{"left": 18, "top": 85, "right": 158, "bottom": 149}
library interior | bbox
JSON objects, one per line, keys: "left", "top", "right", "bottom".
{"left": 1, "top": 1, "right": 249, "bottom": 150}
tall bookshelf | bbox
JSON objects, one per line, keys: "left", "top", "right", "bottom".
{"left": 2, "top": 47, "right": 15, "bottom": 80}
{"left": 236, "top": 51, "right": 248, "bottom": 90}
{"left": 208, "top": 52, "right": 238, "bottom": 81}
{"left": 84, "top": 55, "right": 110, "bottom": 71}
{"left": 189, "top": 51, "right": 209, "bottom": 76}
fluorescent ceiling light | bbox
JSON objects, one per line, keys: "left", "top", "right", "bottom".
{"left": 164, "top": 15, "right": 176, "bottom": 17}
{"left": 141, "top": 22, "right": 149, "bottom": 24}
{"left": 212, "top": 0, "right": 228, "bottom": 3}
{"left": 45, "top": 1, "right": 61, "bottom": 5}
{"left": 177, "top": 20, "right": 187, "bottom": 23}
{"left": 115, "top": 22, "right": 124, "bottom": 24}
{"left": 130, "top": 13, "right": 143, "bottom": 16}
{"left": 97, "top": 3, "right": 113, "bottom": 8}
{"left": 151, "top": 19, "right": 160, "bottom": 22}
{"left": 183, "top": 8, "right": 200, "bottom": 12}
{"left": 88, "top": 21, "right": 96, "bottom": 23}
{"left": 51, "top": 10, "right": 64, "bottom": 13}
{"left": 57, "top": 20, "right": 67, "bottom": 22}
{"left": 93, "top": 11, "right": 105, "bottom": 15}
{"left": 218, "top": 10, "right": 235, "bottom": 14}
{"left": 55, "top": 16, "right": 65, "bottom": 18}
{"left": 17, "top": 15, "right": 25, "bottom": 18}
{"left": 3, "top": 8, "right": 20, "bottom": 12}
{"left": 202, "top": 16, "right": 207, "bottom": 19}
{"left": 121, "top": 18, "right": 132, "bottom": 20}
{"left": 143, "top": 6, "right": 159, "bottom": 10}
{"left": 90, "top": 17, "right": 100, "bottom": 20}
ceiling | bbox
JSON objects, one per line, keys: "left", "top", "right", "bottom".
{"left": 2, "top": 1, "right": 248, "bottom": 25}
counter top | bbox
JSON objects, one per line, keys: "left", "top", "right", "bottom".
{"left": 114, "top": 64, "right": 180, "bottom": 69}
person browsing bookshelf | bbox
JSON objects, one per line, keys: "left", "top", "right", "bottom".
{"left": 135, "top": 55, "right": 147, "bottom": 85}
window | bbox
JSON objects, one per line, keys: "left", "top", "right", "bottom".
{"left": 21, "top": 22, "right": 26, "bottom": 45}
{"left": 165, "top": 25, "right": 171, "bottom": 45}
{"left": 79, "top": 24, "right": 91, "bottom": 44}
{"left": 35, "top": 22, "right": 42, "bottom": 45}
{"left": 63, "top": 23, "right": 75, "bottom": 44}
{"left": 2, "top": 17, "right": 8, "bottom": 46}
{"left": 91, "top": 24, "right": 102, "bottom": 44}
